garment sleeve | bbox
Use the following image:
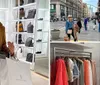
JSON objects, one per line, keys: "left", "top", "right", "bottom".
{"left": 66, "top": 21, "right": 69, "bottom": 32}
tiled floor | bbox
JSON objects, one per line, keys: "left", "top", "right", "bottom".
{"left": 31, "top": 72, "right": 49, "bottom": 85}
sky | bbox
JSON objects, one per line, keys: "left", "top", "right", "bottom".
{"left": 83, "top": 0, "right": 98, "bottom": 12}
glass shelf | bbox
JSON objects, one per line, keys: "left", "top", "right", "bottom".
{"left": 18, "top": 57, "right": 32, "bottom": 65}
{"left": 14, "top": 44, "right": 34, "bottom": 49}
{"left": 11, "top": 18, "right": 35, "bottom": 22}
{"left": 13, "top": 3, "right": 36, "bottom": 10}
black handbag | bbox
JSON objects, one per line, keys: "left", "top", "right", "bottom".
{"left": 28, "top": 0, "right": 35, "bottom": 3}
{"left": 27, "top": 22, "right": 34, "bottom": 33}
{"left": 19, "top": 8, "right": 25, "bottom": 19}
{"left": 27, "top": 9, "right": 36, "bottom": 19}
{"left": 25, "top": 37, "right": 33, "bottom": 47}
{"left": 26, "top": 53, "right": 33, "bottom": 62}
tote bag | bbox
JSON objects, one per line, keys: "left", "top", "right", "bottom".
{"left": 6, "top": 58, "right": 33, "bottom": 85}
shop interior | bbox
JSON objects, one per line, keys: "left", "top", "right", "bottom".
{"left": 50, "top": 42, "right": 100, "bottom": 85}
{"left": 0, "top": 0, "right": 50, "bottom": 84}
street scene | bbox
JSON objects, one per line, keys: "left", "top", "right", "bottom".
{"left": 51, "top": 20, "right": 100, "bottom": 41}
{"left": 50, "top": 0, "right": 100, "bottom": 42}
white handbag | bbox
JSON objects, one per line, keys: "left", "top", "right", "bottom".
{"left": 67, "top": 29, "right": 72, "bottom": 34}
{"left": 6, "top": 58, "right": 33, "bottom": 85}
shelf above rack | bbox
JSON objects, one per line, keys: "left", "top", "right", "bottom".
{"left": 13, "top": 3, "right": 36, "bottom": 10}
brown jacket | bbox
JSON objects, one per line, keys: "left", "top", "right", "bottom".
{"left": 0, "top": 22, "right": 9, "bottom": 55}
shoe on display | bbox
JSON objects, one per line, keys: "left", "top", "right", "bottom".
{"left": 38, "top": 18, "right": 43, "bottom": 20}
{"left": 37, "top": 29, "right": 42, "bottom": 31}
{"left": 36, "top": 51, "right": 42, "bottom": 54}
{"left": 36, "top": 39, "right": 42, "bottom": 42}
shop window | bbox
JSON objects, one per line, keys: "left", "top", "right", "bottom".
{"left": 50, "top": 4, "right": 56, "bottom": 10}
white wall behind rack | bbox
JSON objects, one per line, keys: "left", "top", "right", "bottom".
{"left": 0, "top": 0, "right": 8, "bottom": 8}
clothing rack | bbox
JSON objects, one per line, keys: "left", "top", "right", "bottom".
{"left": 54, "top": 47, "right": 92, "bottom": 61}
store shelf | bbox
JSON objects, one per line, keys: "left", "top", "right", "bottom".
{"left": 12, "top": 18, "right": 35, "bottom": 22}
{"left": 37, "top": 31, "right": 49, "bottom": 33}
{"left": 36, "top": 41, "right": 48, "bottom": 43}
{"left": 38, "top": 9, "right": 48, "bottom": 11}
{"left": 13, "top": 32, "right": 34, "bottom": 35}
{"left": 15, "top": 44, "right": 34, "bottom": 49}
{"left": 18, "top": 57, "right": 32, "bottom": 65}
{"left": 0, "top": 8, "right": 8, "bottom": 10}
{"left": 13, "top": 3, "right": 36, "bottom": 10}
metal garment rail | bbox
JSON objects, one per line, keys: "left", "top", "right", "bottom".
{"left": 54, "top": 47, "right": 92, "bottom": 61}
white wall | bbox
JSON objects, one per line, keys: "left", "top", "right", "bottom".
{"left": 0, "top": 0, "right": 8, "bottom": 8}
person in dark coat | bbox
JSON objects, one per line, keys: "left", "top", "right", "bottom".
{"left": 77, "top": 18, "right": 82, "bottom": 33}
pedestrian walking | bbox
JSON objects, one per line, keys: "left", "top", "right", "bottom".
{"left": 97, "top": 18, "right": 100, "bottom": 32}
{"left": 93, "top": 19, "right": 96, "bottom": 30}
{"left": 77, "top": 17, "right": 82, "bottom": 33}
{"left": 65, "top": 15, "right": 77, "bottom": 41}
{"left": 84, "top": 18, "right": 88, "bottom": 31}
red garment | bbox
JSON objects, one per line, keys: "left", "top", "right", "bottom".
{"left": 51, "top": 59, "right": 69, "bottom": 85}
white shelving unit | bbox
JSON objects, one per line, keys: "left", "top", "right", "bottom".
{"left": 4, "top": 0, "right": 50, "bottom": 70}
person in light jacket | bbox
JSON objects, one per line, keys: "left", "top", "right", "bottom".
{"left": 65, "top": 15, "right": 76, "bottom": 41}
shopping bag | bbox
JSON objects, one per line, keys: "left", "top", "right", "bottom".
{"left": 67, "top": 29, "right": 72, "bottom": 34}
{"left": 0, "top": 59, "right": 9, "bottom": 85}
{"left": 6, "top": 58, "right": 33, "bottom": 85}
{"left": 64, "top": 36, "right": 70, "bottom": 41}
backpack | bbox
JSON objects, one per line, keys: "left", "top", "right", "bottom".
{"left": 27, "top": 22, "right": 34, "bottom": 33}
{"left": 26, "top": 53, "right": 33, "bottom": 62}
{"left": 25, "top": 37, "right": 33, "bottom": 47}
{"left": 27, "top": 9, "right": 36, "bottom": 19}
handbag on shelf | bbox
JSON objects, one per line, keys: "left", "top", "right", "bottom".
{"left": 16, "top": 21, "right": 24, "bottom": 32}
{"left": 19, "top": 8, "right": 25, "bottom": 19}
{"left": 26, "top": 53, "right": 33, "bottom": 62}
{"left": 27, "top": 22, "right": 34, "bottom": 33}
{"left": 27, "top": 9, "right": 36, "bottom": 19}
{"left": 67, "top": 29, "right": 72, "bottom": 34}
{"left": 25, "top": 37, "right": 33, "bottom": 47}
{"left": 17, "top": 47, "right": 23, "bottom": 59}
{"left": 16, "top": 0, "right": 24, "bottom": 6}
{"left": 28, "top": 0, "right": 35, "bottom": 3}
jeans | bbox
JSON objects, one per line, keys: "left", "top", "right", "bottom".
{"left": 84, "top": 24, "right": 87, "bottom": 31}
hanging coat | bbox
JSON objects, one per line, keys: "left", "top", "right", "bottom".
{"left": 51, "top": 59, "right": 69, "bottom": 85}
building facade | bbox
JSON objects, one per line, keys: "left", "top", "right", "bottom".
{"left": 83, "top": 3, "right": 89, "bottom": 18}
{"left": 50, "top": 0, "right": 83, "bottom": 20}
